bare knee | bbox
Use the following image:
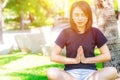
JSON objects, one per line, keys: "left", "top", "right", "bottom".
{"left": 46, "top": 68, "right": 60, "bottom": 79}
{"left": 104, "top": 67, "right": 117, "bottom": 75}
{"left": 109, "top": 67, "right": 118, "bottom": 78}
{"left": 88, "top": 67, "right": 118, "bottom": 80}
{"left": 102, "top": 67, "right": 118, "bottom": 79}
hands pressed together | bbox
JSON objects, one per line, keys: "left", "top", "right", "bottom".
{"left": 75, "top": 46, "right": 87, "bottom": 64}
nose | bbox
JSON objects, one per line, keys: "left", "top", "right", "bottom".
{"left": 78, "top": 16, "right": 84, "bottom": 21}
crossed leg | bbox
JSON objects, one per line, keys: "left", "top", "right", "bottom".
{"left": 87, "top": 67, "right": 117, "bottom": 80}
{"left": 46, "top": 68, "right": 77, "bottom": 80}
{"left": 47, "top": 67, "right": 117, "bottom": 80}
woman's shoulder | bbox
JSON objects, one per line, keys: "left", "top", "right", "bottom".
{"left": 91, "top": 27, "right": 101, "bottom": 32}
{"left": 91, "top": 27, "right": 105, "bottom": 38}
{"left": 62, "top": 27, "right": 72, "bottom": 33}
{"left": 90, "top": 27, "right": 104, "bottom": 36}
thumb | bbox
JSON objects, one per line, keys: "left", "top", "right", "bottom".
{"left": 79, "top": 46, "right": 83, "bottom": 51}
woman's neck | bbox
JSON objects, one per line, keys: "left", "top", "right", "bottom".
{"left": 76, "top": 26, "right": 85, "bottom": 34}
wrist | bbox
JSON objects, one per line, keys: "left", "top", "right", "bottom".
{"left": 74, "top": 58, "right": 80, "bottom": 64}
{"left": 66, "top": 57, "right": 80, "bottom": 64}
{"left": 81, "top": 58, "right": 88, "bottom": 64}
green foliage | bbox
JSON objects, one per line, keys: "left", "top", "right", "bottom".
{"left": 6, "top": 0, "right": 35, "bottom": 14}
{"left": 94, "top": 48, "right": 103, "bottom": 70}
{"left": 4, "top": 0, "right": 95, "bottom": 29}
{"left": 4, "top": 0, "right": 56, "bottom": 29}
{"left": 114, "top": 0, "right": 118, "bottom": 11}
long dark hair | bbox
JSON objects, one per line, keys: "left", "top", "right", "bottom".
{"left": 70, "top": 1, "right": 93, "bottom": 33}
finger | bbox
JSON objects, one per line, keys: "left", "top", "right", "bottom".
{"left": 79, "top": 46, "right": 83, "bottom": 53}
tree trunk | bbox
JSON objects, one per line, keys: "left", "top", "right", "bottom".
{"left": 0, "top": 0, "right": 8, "bottom": 44}
{"left": 95, "top": 0, "right": 120, "bottom": 72}
{"left": 20, "top": 11, "right": 25, "bottom": 30}
{"left": 0, "top": 4, "right": 3, "bottom": 44}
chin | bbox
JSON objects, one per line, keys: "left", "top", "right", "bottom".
{"left": 76, "top": 24, "right": 85, "bottom": 27}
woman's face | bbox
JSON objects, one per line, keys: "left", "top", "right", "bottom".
{"left": 72, "top": 7, "right": 88, "bottom": 29}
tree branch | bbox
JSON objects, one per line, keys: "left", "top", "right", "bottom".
{"left": 2, "top": 0, "right": 8, "bottom": 8}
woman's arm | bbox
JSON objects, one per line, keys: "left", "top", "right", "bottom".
{"left": 50, "top": 44, "right": 80, "bottom": 64}
{"left": 80, "top": 44, "right": 111, "bottom": 64}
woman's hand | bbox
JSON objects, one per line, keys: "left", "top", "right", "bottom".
{"left": 74, "top": 47, "right": 81, "bottom": 64}
{"left": 77, "top": 44, "right": 111, "bottom": 64}
{"left": 77, "top": 46, "right": 87, "bottom": 63}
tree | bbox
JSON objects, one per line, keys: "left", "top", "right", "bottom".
{"left": 5, "top": 0, "right": 56, "bottom": 30}
{"left": 94, "top": 1, "right": 120, "bottom": 76}
{"left": 0, "top": 0, "right": 8, "bottom": 44}
{"left": 94, "top": 0, "right": 117, "bottom": 39}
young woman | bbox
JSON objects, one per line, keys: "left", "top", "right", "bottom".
{"left": 47, "top": 1, "right": 117, "bottom": 80}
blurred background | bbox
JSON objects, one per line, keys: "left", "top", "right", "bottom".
{"left": 0, "top": 0, "right": 120, "bottom": 80}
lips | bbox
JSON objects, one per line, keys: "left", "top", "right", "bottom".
{"left": 77, "top": 21, "right": 84, "bottom": 24}
{"left": 75, "top": 22, "right": 84, "bottom": 26}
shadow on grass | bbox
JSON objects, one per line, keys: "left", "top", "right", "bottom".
{"left": 7, "top": 73, "right": 47, "bottom": 80}
{"left": 0, "top": 53, "right": 27, "bottom": 66}
{"left": 7, "top": 64, "right": 64, "bottom": 80}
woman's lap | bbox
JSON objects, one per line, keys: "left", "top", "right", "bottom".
{"left": 65, "top": 69, "right": 96, "bottom": 80}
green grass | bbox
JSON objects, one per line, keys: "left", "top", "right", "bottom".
{"left": 0, "top": 50, "right": 102, "bottom": 80}
{"left": 0, "top": 52, "right": 64, "bottom": 80}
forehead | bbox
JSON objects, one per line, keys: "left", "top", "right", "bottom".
{"left": 73, "top": 7, "right": 84, "bottom": 13}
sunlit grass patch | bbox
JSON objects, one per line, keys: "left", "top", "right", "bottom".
{"left": 0, "top": 53, "right": 27, "bottom": 66}
{"left": 6, "top": 64, "right": 64, "bottom": 80}
{"left": 0, "top": 53, "right": 64, "bottom": 80}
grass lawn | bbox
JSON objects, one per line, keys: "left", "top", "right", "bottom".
{"left": 0, "top": 52, "right": 64, "bottom": 80}
{"left": 0, "top": 50, "right": 102, "bottom": 80}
